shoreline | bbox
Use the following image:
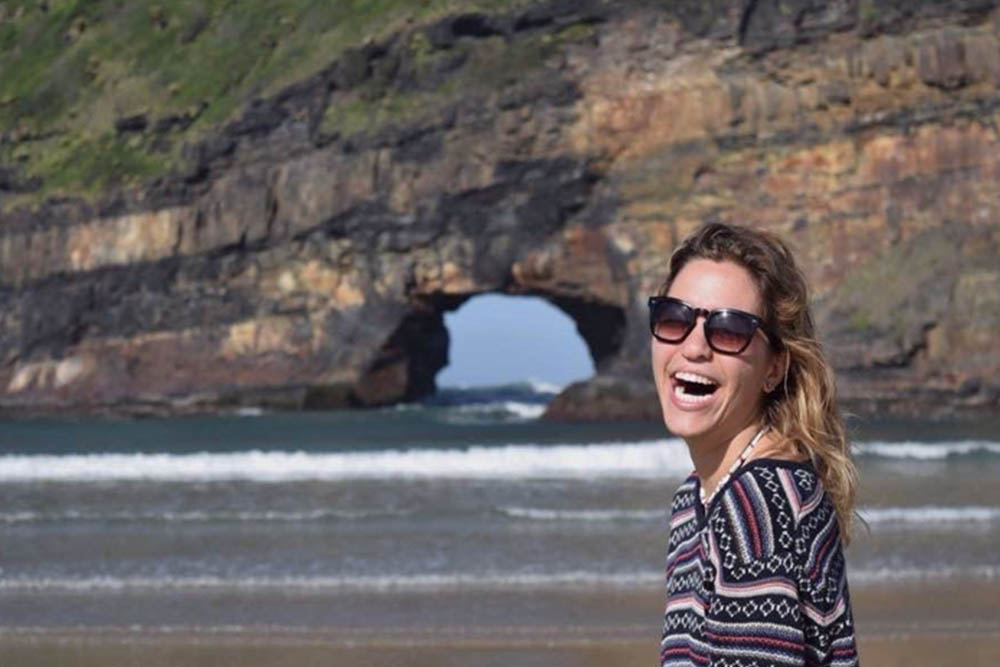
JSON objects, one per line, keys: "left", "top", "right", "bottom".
{"left": 2, "top": 580, "right": 998, "bottom": 665}
{"left": 4, "top": 623, "right": 1000, "bottom": 644}
{"left": 1, "top": 630, "right": 998, "bottom": 667}
{"left": 2, "top": 397, "right": 999, "bottom": 427}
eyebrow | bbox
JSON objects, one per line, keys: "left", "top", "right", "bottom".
{"left": 663, "top": 294, "right": 764, "bottom": 318}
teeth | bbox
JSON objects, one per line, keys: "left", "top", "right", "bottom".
{"left": 674, "top": 371, "right": 718, "bottom": 386}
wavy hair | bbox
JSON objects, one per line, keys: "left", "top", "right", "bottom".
{"left": 658, "top": 222, "right": 859, "bottom": 544}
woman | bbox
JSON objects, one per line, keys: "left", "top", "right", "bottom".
{"left": 651, "top": 222, "right": 859, "bottom": 666}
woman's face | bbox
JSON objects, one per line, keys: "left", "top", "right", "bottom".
{"left": 650, "top": 258, "right": 783, "bottom": 449}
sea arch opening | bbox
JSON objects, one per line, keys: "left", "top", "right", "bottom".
{"left": 342, "top": 288, "right": 627, "bottom": 409}
{"left": 436, "top": 292, "right": 595, "bottom": 391}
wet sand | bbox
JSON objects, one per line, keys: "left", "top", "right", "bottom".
{"left": 1, "top": 579, "right": 997, "bottom": 666}
{"left": 2, "top": 632, "right": 999, "bottom": 667}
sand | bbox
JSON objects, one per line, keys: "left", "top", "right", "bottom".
{"left": 2, "top": 632, "right": 999, "bottom": 667}
{"left": 1, "top": 579, "right": 997, "bottom": 666}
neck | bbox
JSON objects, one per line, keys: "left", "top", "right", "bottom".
{"left": 688, "top": 421, "right": 768, "bottom": 498}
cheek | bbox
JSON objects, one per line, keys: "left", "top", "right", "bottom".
{"left": 728, "top": 358, "right": 769, "bottom": 400}
{"left": 650, "top": 348, "right": 671, "bottom": 391}
{"left": 650, "top": 341, "right": 674, "bottom": 375}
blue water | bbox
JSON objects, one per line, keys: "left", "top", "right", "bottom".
{"left": 1, "top": 382, "right": 998, "bottom": 632}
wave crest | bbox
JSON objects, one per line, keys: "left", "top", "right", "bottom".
{"left": 498, "top": 506, "right": 668, "bottom": 522}
{"left": 2, "top": 565, "right": 996, "bottom": 594}
{"left": 854, "top": 441, "right": 1000, "bottom": 460}
{"left": 0, "top": 440, "right": 692, "bottom": 482}
{"left": 1, "top": 439, "right": 997, "bottom": 483}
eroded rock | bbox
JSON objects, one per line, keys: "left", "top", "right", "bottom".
{"left": 2, "top": 0, "right": 1000, "bottom": 419}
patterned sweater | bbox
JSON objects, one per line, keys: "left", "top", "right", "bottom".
{"left": 660, "top": 459, "right": 859, "bottom": 666}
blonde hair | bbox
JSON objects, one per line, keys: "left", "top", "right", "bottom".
{"left": 659, "top": 222, "right": 859, "bottom": 544}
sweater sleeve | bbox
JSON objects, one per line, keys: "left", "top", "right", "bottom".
{"left": 704, "top": 473, "right": 807, "bottom": 666}
{"left": 795, "top": 498, "right": 859, "bottom": 666}
{"left": 703, "top": 468, "right": 859, "bottom": 666}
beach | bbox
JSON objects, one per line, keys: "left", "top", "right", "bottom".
{"left": 1, "top": 392, "right": 999, "bottom": 665}
{"left": 2, "top": 581, "right": 999, "bottom": 666}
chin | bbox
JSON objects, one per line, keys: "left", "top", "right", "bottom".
{"left": 666, "top": 419, "right": 714, "bottom": 442}
{"left": 660, "top": 403, "right": 716, "bottom": 442}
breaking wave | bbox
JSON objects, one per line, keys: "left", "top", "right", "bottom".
{"left": 853, "top": 441, "right": 1000, "bottom": 460}
{"left": 2, "top": 565, "right": 996, "bottom": 594}
{"left": 0, "top": 440, "right": 691, "bottom": 482}
{"left": 3, "top": 438, "right": 998, "bottom": 483}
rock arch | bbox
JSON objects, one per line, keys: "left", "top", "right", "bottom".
{"left": 4, "top": 1, "right": 1000, "bottom": 420}
{"left": 322, "top": 225, "right": 636, "bottom": 411}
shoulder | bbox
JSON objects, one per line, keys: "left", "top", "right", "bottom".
{"left": 667, "top": 473, "right": 700, "bottom": 541}
{"left": 722, "top": 458, "right": 827, "bottom": 520}
{"left": 744, "top": 459, "right": 827, "bottom": 517}
{"left": 707, "top": 459, "right": 834, "bottom": 562}
{"left": 671, "top": 472, "right": 699, "bottom": 510}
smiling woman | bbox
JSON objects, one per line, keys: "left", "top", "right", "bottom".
{"left": 650, "top": 259, "right": 784, "bottom": 455}
{"left": 651, "top": 223, "right": 860, "bottom": 667}
{"left": 436, "top": 293, "right": 595, "bottom": 388}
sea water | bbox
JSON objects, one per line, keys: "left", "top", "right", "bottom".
{"left": 1, "top": 381, "right": 998, "bottom": 633}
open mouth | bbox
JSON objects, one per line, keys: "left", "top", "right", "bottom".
{"left": 672, "top": 371, "right": 719, "bottom": 400}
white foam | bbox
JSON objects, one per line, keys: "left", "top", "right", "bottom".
{"left": 859, "top": 506, "right": 1000, "bottom": 525}
{"left": 499, "top": 506, "right": 668, "bottom": 521}
{"left": 0, "top": 440, "right": 692, "bottom": 482}
{"left": 854, "top": 441, "right": 1000, "bottom": 460}
{"left": 3, "top": 439, "right": 997, "bottom": 484}
{"left": 449, "top": 401, "right": 547, "bottom": 420}
{"left": 525, "top": 378, "right": 564, "bottom": 394}
{"left": 436, "top": 379, "right": 563, "bottom": 394}
{"left": 502, "top": 402, "right": 548, "bottom": 419}
{"left": 0, "top": 571, "right": 664, "bottom": 593}
{"left": 1, "top": 565, "right": 996, "bottom": 594}
{"left": 0, "top": 508, "right": 408, "bottom": 524}
{"left": 8, "top": 504, "right": 992, "bottom": 526}
{"left": 850, "top": 565, "right": 1000, "bottom": 584}
{"left": 499, "top": 504, "right": 1000, "bottom": 525}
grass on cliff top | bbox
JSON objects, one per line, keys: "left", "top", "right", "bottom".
{"left": 0, "top": 0, "right": 537, "bottom": 209}
{"left": 318, "top": 21, "right": 595, "bottom": 139}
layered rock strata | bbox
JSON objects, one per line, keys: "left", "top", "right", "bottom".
{"left": 2, "top": 0, "right": 999, "bottom": 419}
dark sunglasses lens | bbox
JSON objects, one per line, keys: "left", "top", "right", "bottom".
{"left": 651, "top": 300, "right": 693, "bottom": 342}
{"left": 706, "top": 312, "right": 757, "bottom": 353}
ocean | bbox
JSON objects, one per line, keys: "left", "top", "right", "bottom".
{"left": 1, "top": 381, "right": 999, "bottom": 638}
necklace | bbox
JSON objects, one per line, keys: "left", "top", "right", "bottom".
{"left": 698, "top": 424, "right": 770, "bottom": 509}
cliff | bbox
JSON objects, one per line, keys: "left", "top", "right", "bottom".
{"left": 1, "top": 0, "right": 999, "bottom": 420}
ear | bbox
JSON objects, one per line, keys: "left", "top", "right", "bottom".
{"left": 763, "top": 348, "right": 788, "bottom": 393}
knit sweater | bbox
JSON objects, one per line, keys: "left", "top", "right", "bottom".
{"left": 660, "top": 459, "right": 859, "bottom": 666}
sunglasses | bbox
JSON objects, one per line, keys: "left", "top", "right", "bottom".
{"left": 647, "top": 296, "right": 771, "bottom": 355}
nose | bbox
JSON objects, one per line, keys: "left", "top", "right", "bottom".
{"left": 679, "top": 316, "right": 712, "bottom": 360}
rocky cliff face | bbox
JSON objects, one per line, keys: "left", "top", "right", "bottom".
{"left": 2, "top": 0, "right": 999, "bottom": 419}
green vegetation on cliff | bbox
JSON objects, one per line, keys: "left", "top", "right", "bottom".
{"left": 318, "top": 19, "right": 594, "bottom": 139}
{"left": 0, "top": 0, "right": 542, "bottom": 208}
